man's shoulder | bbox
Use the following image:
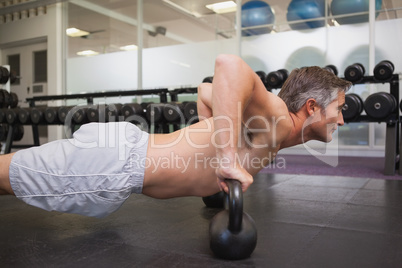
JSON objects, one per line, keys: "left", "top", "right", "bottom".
{"left": 268, "top": 94, "right": 292, "bottom": 139}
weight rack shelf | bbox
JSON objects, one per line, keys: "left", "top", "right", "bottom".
{"left": 2, "top": 88, "right": 169, "bottom": 154}
{"left": 343, "top": 74, "right": 400, "bottom": 176}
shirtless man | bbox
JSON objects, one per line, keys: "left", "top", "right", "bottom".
{"left": 0, "top": 54, "right": 351, "bottom": 217}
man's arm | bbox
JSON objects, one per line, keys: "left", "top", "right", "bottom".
{"left": 197, "top": 82, "right": 213, "bottom": 120}
{"left": 208, "top": 54, "right": 278, "bottom": 192}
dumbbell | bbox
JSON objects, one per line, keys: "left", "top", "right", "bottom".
{"left": 0, "top": 90, "right": 19, "bottom": 108}
{"left": 0, "top": 89, "right": 11, "bottom": 108}
{"left": 18, "top": 108, "right": 32, "bottom": 124}
{"left": 9, "top": 93, "right": 18, "bottom": 108}
{"left": 106, "top": 103, "right": 123, "bottom": 121}
{"left": 0, "top": 124, "right": 8, "bottom": 141}
{"left": 323, "top": 64, "right": 338, "bottom": 76}
{"left": 184, "top": 102, "right": 198, "bottom": 123}
{"left": 0, "top": 66, "right": 10, "bottom": 84}
{"left": 57, "top": 106, "right": 74, "bottom": 124}
{"left": 342, "top": 93, "right": 363, "bottom": 121}
{"left": 12, "top": 124, "right": 24, "bottom": 141}
{"left": 72, "top": 106, "right": 89, "bottom": 124}
{"left": 266, "top": 69, "right": 289, "bottom": 89}
{"left": 121, "top": 103, "right": 148, "bottom": 127}
{"left": 255, "top": 71, "right": 268, "bottom": 88}
{"left": 0, "top": 90, "right": 5, "bottom": 108}
{"left": 202, "top": 76, "right": 213, "bottom": 83}
{"left": 87, "top": 104, "right": 122, "bottom": 122}
{"left": 163, "top": 102, "right": 186, "bottom": 123}
{"left": 145, "top": 103, "right": 165, "bottom": 124}
{"left": 121, "top": 103, "right": 144, "bottom": 119}
{"left": 86, "top": 104, "right": 106, "bottom": 122}
{"left": 5, "top": 108, "right": 23, "bottom": 125}
{"left": 0, "top": 109, "right": 6, "bottom": 124}
{"left": 141, "top": 102, "right": 153, "bottom": 110}
{"left": 209, "top": 180, "right": 257, "bottom": 260}
{"left": 0, "top": 124, "right": 24, "bottom": 141}
{"left": 344, "top": 63, "right": 365, "bottom": 83}
{"left": 44, "top": 107, "right": 61, "bottom": 124}
{"left": 30, "top": 107, "right": 47, "bottom": 124}
{"left": 364, "top": 92, "right": 397, "bottom": 120}
{"left": 373, "top": 60, "right": 394, "bottom": 81}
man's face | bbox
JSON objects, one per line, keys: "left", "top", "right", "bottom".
{"left": 310, "top": 91, "right": 346, "bottom": 142}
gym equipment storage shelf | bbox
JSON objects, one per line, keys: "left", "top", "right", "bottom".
{"left": 342, "top": 74, "right": 400, "bottom": 176}
{"left": 2, "top": 89, "right": 169, "bottom": 154}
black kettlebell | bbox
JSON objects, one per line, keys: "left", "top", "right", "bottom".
{"left": 209, "top": 180, "right": 257, "bottom": 260}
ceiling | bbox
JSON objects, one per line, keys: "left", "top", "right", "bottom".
{"left": 2, "top": 0, "right": 399, "bottom": 57}
{"left": 66, "top": 0, "right": 402, "bottom": 57}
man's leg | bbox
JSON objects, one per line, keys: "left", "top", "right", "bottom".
{"left": 0, "top": 153, "right": 15, "bottom": 195}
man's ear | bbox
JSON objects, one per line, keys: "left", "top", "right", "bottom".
{"left": 306, "top": 98, "right": 317, "bottom": 116}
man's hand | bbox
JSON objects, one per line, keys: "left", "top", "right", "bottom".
{"left": 215, "top": 165, "right": 253, "bottom": 193}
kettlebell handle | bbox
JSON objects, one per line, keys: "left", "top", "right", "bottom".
{"left": 225, "top": 179, "right": 243, "bottom": 234}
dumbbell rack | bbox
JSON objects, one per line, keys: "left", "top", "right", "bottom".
{"left": 3, "top": 89, "right": 168, "bottom": 154}
{"left": 168, "top": 87, "right": 198, "bottom": 131}
{"left": 344, "top": 74, "right": 400, "bottom": 176}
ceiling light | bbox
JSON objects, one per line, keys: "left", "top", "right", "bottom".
{"left": 66, "top": 27, "right": 90, "bottom": 37}
{"left": 120, "top": 45, "right": 138, "bottom": 51}
{"left": 206, "top": 1, "right": 237, "bottom": 14}
{"left": 76, "top": 50, "right": 99, "bottom": 56}
{"left": 163, "top": 0, "right": 202, "bottom": 18}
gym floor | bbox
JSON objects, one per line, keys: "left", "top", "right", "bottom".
{"left": 1, "top": 171, "right": 402, "bottom": 267}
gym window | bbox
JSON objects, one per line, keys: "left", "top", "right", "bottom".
{"left": 33, "top": 50, "right": 47, "bottom": 83}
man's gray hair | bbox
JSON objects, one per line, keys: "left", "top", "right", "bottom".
{"left": 278, "top": 66, "right": 352, "bottom": 113}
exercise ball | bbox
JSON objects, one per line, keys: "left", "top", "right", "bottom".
{"left": 287, "top": 0, "right": 326, "bottom": 30}
{"left": 242, "top": 1, "right": 275, "bottom": 36}
{"left": 331, "top": 0, "right": 382, "bottom": 25}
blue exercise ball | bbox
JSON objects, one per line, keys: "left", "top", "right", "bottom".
{"left": 287, "top": 0, "right": 326, "bottom": 30}
{"left": 331, "top": 0, "right": 382, "bottom": 25}
{"left": 241, "top": 1, "right": 275, "bottom": 36}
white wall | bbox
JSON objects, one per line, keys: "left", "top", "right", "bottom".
{"left": 0, "top": 3, "right": 65, "bottom": 141}
{"left": 67, "top": 19, "right": 402, "bottom": 92}
{"left": 66, "top": 39, "right": 237, "bottom": 93}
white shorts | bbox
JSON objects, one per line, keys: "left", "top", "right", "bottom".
{"left": 9, "top": 122, "right": 149, "bottom": 218}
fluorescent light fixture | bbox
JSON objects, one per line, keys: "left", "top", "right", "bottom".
{"left": 163, "top": 0, "right": 202, "bottom": 18}
{"left": 76, "top": 50, "right": 99, "bottom": 56}
{"left": 206, "top": 1, "right": 237, "bottom": 14}
{"left": 120, "top": 44, "right": 138, "bottom": 51}
{"left": 66, "top": 27, "right": 90, "bottom": 37}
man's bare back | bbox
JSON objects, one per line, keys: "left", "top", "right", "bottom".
{"left": 143, "top": 92, "right": 292, "bottom": 199}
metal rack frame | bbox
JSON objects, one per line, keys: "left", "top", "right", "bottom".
{"left": 343, "top": 74, "right": 400, "bottom": 175}
{"left": 3, "top": 88, "right": 168, "bottom": 154}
